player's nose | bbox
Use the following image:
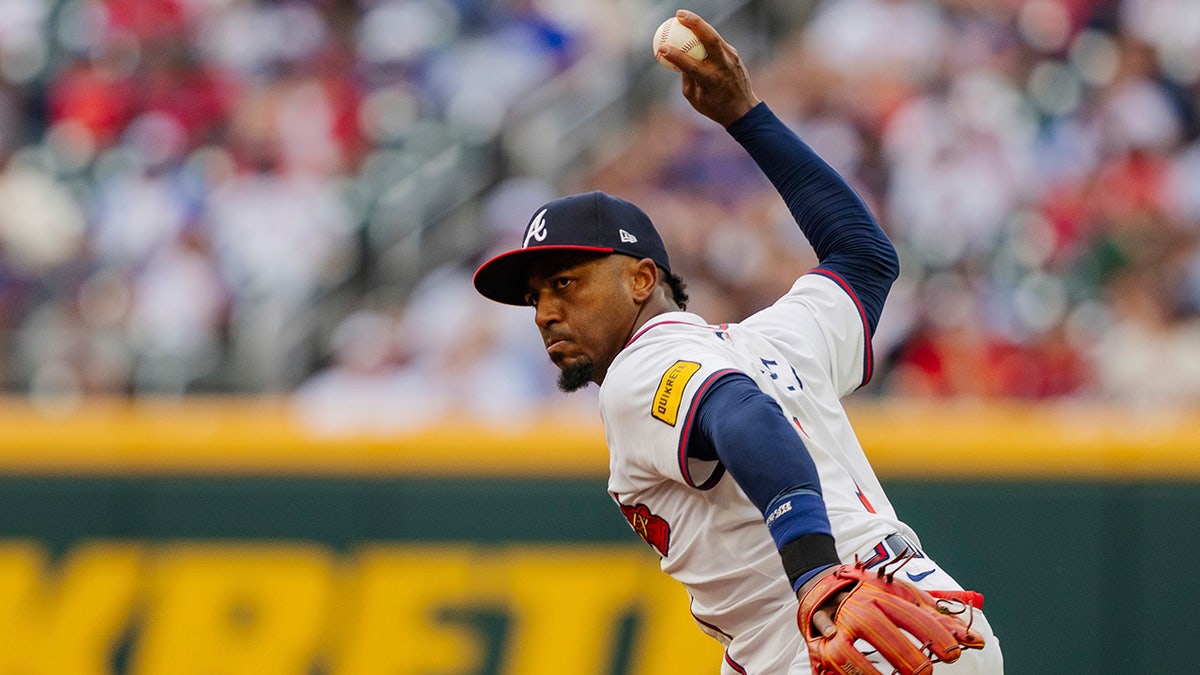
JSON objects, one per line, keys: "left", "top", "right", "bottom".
{"left": 534, "top": 295, "right": 562, "bottom": 329}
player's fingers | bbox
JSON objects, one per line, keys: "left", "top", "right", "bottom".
{"left": 658, "top": 34, "right": 731, "bottom": 82}
{"left": 811, "top": 607, "right": 837, "bottom": 638}
{"left": 655, "top": 44, "right": 693, "bottom": 74}
{"left": 674, "top": 9, "right": 726, "bottom": 59}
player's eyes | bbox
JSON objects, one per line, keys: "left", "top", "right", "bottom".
{"left": 525, "top": 276, "right": 572, "bottom": 305}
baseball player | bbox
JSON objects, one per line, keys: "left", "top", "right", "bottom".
{"left": 473, "top": 10, "right": 1003, "bottom": 674}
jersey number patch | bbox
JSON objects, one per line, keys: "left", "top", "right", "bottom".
{"left": 651, "top": 360, "right": 701, "bottom": 426}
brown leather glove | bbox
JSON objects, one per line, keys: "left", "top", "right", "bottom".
{"left": 797, "top": 560, "right": 985, "bottom": 674}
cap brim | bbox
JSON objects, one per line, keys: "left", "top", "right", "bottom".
{"left": 473, "top": 245, "right": 616, "bottom": 305}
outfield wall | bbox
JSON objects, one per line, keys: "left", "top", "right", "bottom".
{"left": 1, "top": 397, "right": 1198, "bottom": 674}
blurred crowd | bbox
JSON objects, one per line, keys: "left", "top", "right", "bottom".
{"left": 0, "top": 0, "right": 602, "bottom": 412}
{"left": 581, "top": 0, "right": 1200, "bottom": 410}
{"left": 0, "top": 0, "right": 1198, "bottom": 427}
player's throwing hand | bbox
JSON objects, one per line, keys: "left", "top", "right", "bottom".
{"left": 655, "top": 9, "right": 761, "bottom": 127}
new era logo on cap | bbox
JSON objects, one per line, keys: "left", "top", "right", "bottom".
{"left": 473, "top": 191, "right": 672, "bottom": 305}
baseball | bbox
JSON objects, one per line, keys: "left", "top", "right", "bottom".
{"left": 653, "top": 17, "right": 707, "bottom": 71}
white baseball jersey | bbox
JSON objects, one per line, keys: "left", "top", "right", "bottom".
{"left": 600, "top": 271, "right": 955, "bottom": 674}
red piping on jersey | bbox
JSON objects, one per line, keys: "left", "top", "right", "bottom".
{"left": 807, "top": 268, "right": 874, "bottom": 388}
{"left": 854, "top": 484, "right": 878, "bottom": 514}
{"left": 724, "top": 652, "right": 748, "bottom": 674}
{"left": 692, "top": 611, "right": 734, "bottom": 640}
{"left": 677, "top": 368, "right": 739, "bottom": 489}
{"left": 625, "top": 319, "right": 707, "bottom": 347}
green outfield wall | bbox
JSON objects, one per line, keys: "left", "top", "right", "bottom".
{"left": 1, "top": 397, "right": 1198, "bottom": 674}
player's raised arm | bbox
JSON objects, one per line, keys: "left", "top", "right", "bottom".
{"left": 662, "top": 10, "right": 899, "bottom": 338}
{"left": 658, "top": 12, "right": 986, "bottom": 675}
{"left": 727, "top": 105, "right": 899, "bottom": 337}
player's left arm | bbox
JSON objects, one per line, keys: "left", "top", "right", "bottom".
{"left": 689, "top": 372, "right": 841, "bottom": 590}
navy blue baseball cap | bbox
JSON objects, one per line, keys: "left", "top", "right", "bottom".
{"left": 473, "top": 190, "right": 672, "bottom": 305}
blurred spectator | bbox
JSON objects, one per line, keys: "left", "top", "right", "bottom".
{"left": 0, "top": 155, "right": 86, "bottom": 277}
{"left": 395, "top": 262, "right": 569, "bottom": 423}
{"left": 47, "top": 49, "right": 138, "bottom": 150}
{"left": 1090, "top": 267, "right": 1200, "bottom": 405}
{"left": 292, "top": 262, "right": 574, "bottom": 435}
{"left": 125, "top": 232, "right": 226, "bottom": 393}
{"left": 291, "top": 307, "right": 431, "bottom": 434}
{"left": 801, "top": 0, "right": 947, "bottom": 127}
{"left": 204, "top": 168, "right": 356, "bottom": 389}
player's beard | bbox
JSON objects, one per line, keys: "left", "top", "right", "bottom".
{"left": 557, "top": 357, "right": 594, "bottom": 392}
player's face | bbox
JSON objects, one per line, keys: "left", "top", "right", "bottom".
{"left": 524, "top": 252, "right": 643, "bottom": 391}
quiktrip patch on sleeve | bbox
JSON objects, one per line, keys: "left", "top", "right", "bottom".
{"left": 650, "top": 360, "right": 701, "bottom": 426}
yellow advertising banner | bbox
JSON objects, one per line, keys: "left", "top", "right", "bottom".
{"left": 0, "top": 541, "right": 724, "bottom": 675}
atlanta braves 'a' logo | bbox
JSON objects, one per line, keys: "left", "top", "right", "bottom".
{"left": 619, "top": 503, "right": 671, "bottom": 557}
{"left": 523, "top": 208, "right": 549, "bottom": 248}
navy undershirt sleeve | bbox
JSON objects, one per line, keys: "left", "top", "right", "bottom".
{"left": 690, "top": 372, "right": 831, "bottom": 541}
{"left": 726, "top": 102, "right": 900, "bottom": 335}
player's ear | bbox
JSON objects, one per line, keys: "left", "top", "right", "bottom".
{"left": 627, "top": 258, "right": 660, "bottom": 303}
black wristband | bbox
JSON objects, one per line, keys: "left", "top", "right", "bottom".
{"left": 779, "top": 533, "right": 840, "bottom": 587}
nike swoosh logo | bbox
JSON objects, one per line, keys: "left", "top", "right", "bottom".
{"left": 906, "top": 569, "right": 935, "bottom": 582}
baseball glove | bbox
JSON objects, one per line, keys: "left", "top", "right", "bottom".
{"left": 797, "top": 557, "right": 984, "bottom": 675}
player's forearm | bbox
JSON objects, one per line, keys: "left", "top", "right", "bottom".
{"left": 727, "top": 103, "right": 899, "bottom": 333}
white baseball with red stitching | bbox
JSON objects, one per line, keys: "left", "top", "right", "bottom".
{"left": 653, "top": 17, "right": 707, "bottom": 72}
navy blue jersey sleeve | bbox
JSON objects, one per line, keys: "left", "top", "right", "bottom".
{"left": 726, "top": 102, "right": 900, "bottom": 336}
{"left": 690, "top": 371, "right": 840, "bottom": 588}
{"left": 690, "top": 373, "right": 830, "bottom": 538}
